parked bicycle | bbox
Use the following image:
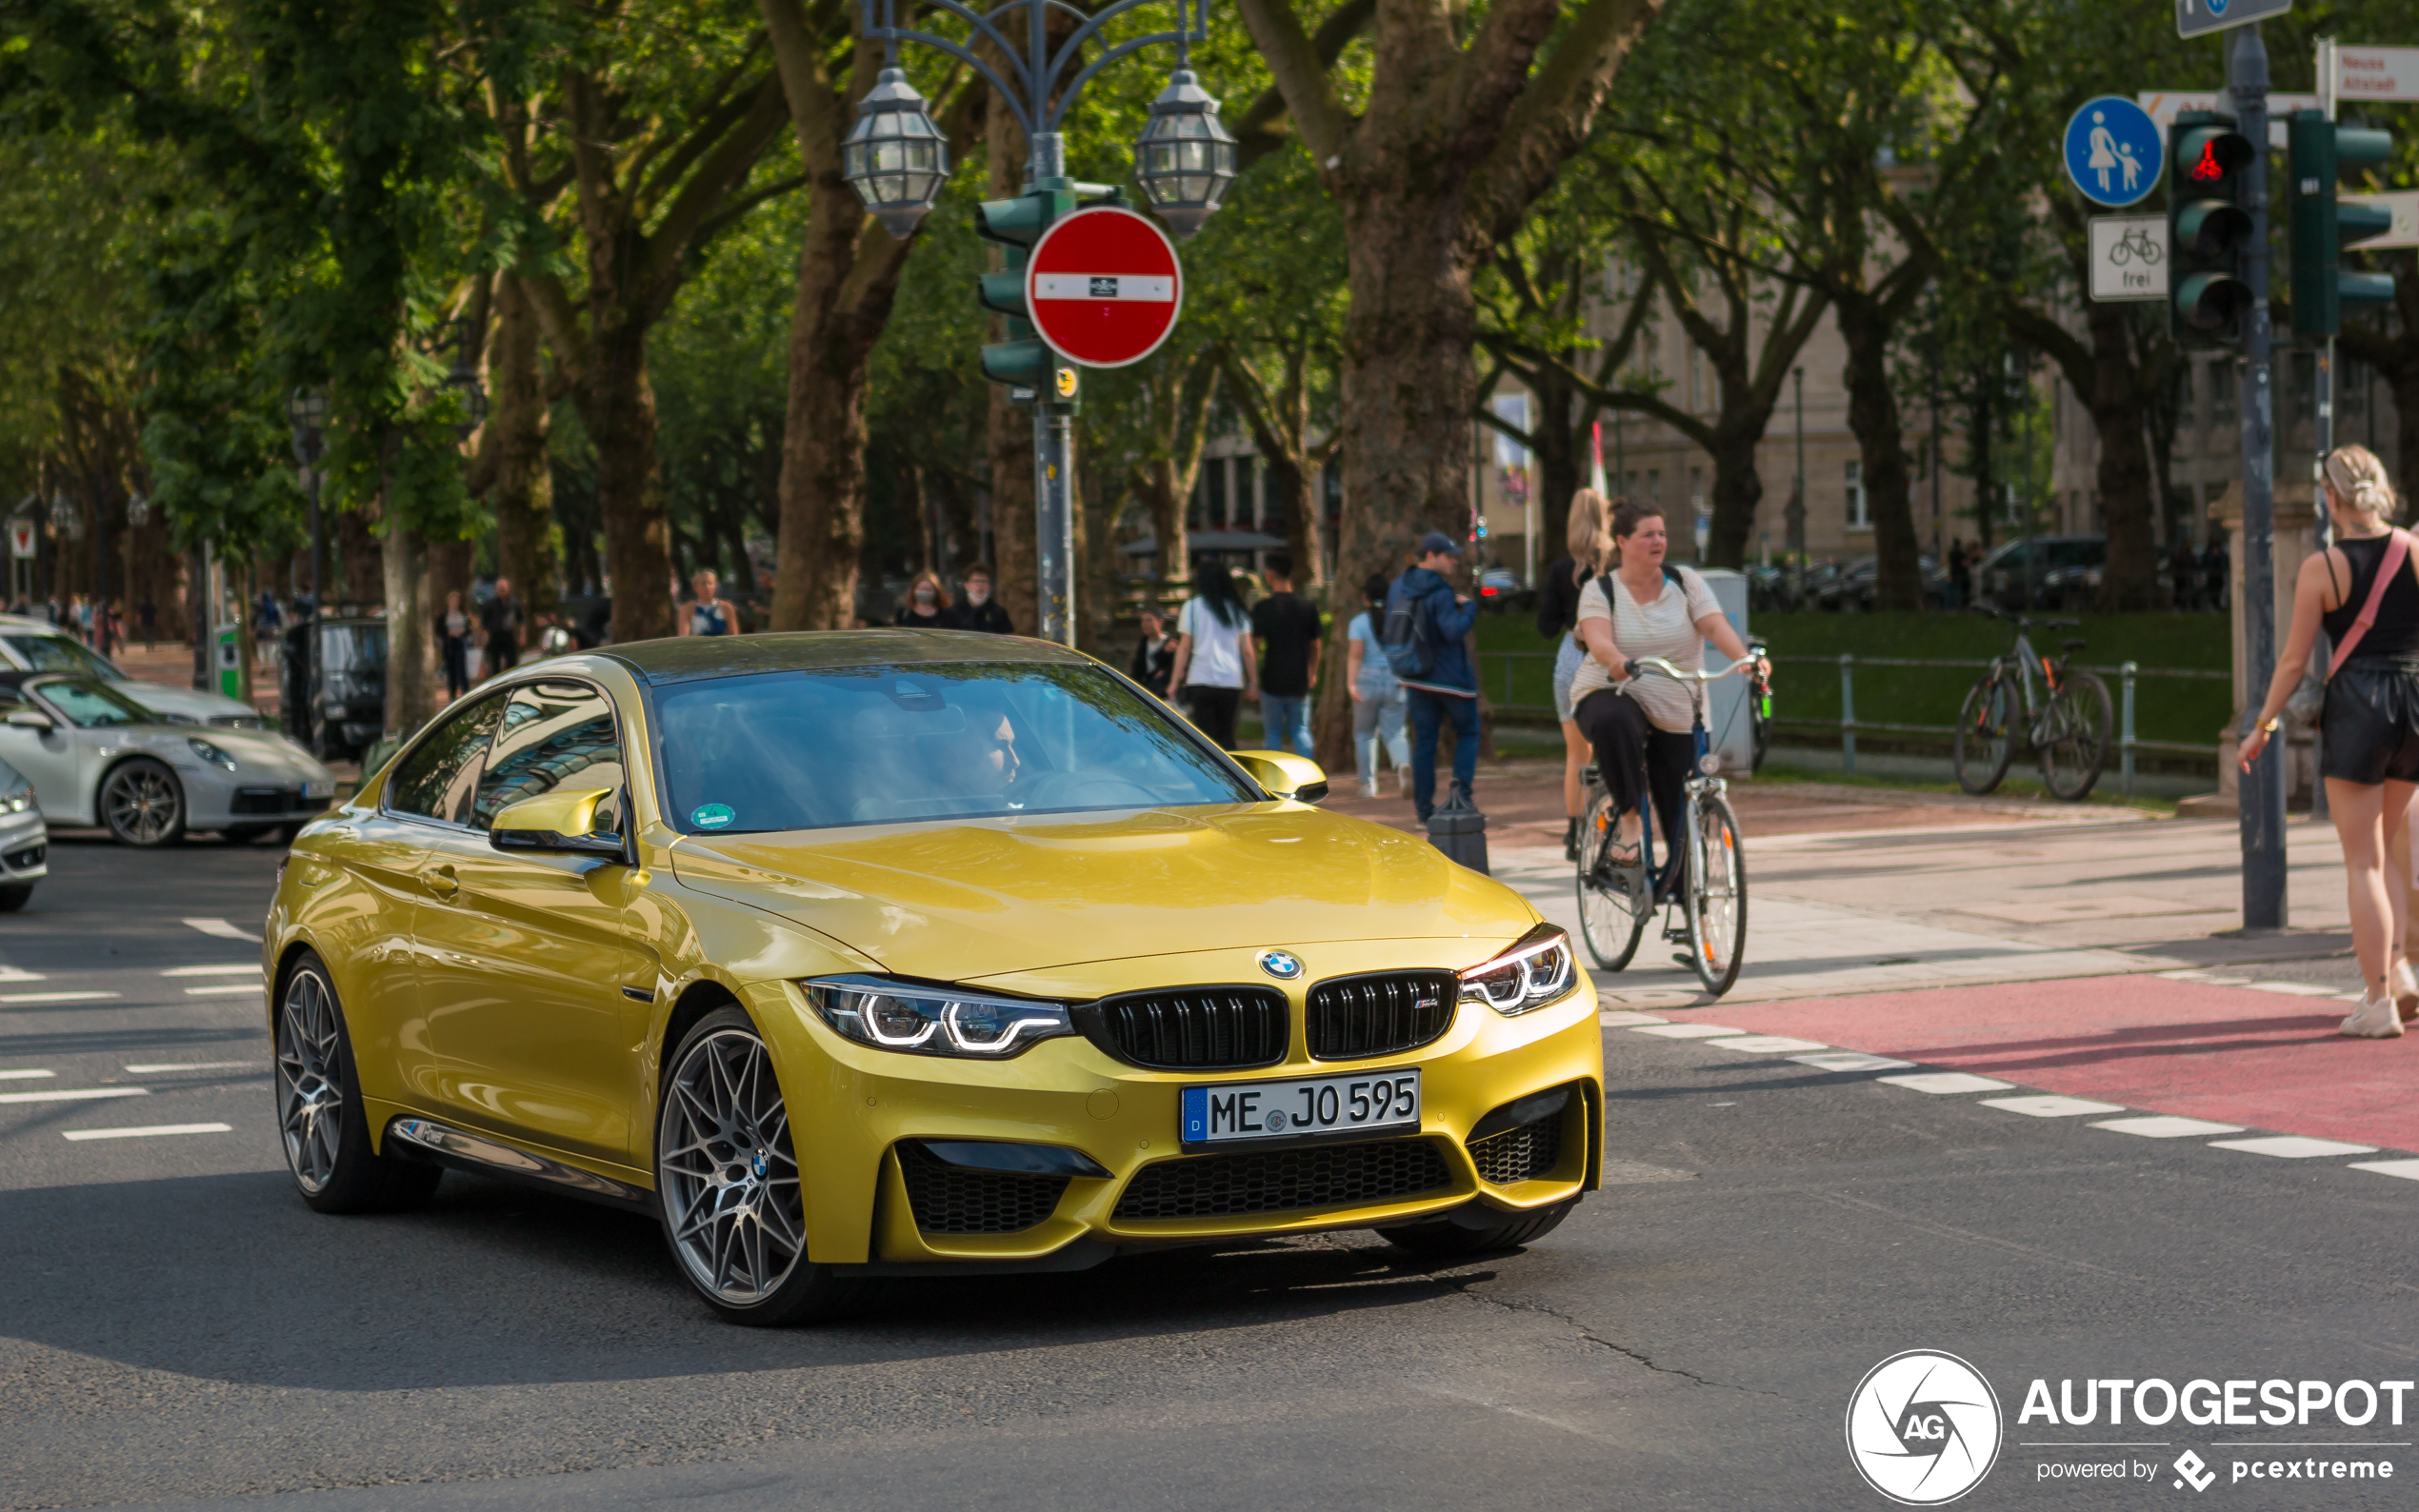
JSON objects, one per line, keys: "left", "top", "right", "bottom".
{"left": 1575, "top": 652, "right": 1759, "bottom": 997}
{"left": 1952, "top": 606, "right": 2112, "bottom": 800}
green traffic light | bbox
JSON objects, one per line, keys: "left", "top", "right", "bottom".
{"left": 2288, "top": 109, "right": 2400, "bottom": 339}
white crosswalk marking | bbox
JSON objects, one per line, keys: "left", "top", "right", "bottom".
{"left": 0, "top": 1068, "right": 54, "bottom": 1081}
{"left": 2089, "top": 1114, "right": 2244, "bottom": 1138}
{"left": 183, "top": 985, "right": 263, "bottom": 997}
{"left": 0, "top": 991, "right": 120, "bottom": 1005}
{"left": 182, "top": 918, "right": 262, "bottom": 943}
{"left": 63, "top": 1123, "right": 230, "bottom": 1141}
{"left": 1877, "top": 1072, "right": 2015, "bottom": 1095}
{"left": 162, "top": 965, "right": 258, "bottom": 978}
{"left": 2207, "top": 1135, "right": 2378, "bottom": 1158}
{"left": 125, "top": 1062, "right": 261, "bottom": 1074}
{"left": 0, "top": 1086, "right": 148, "bottom": 1104}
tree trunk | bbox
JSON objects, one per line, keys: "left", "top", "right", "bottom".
{"left": 1530, "top": 378, "right": 1581, "bottom": 568}
{"left": 337, "top": 504, "right": 382, "bottom": 607}
{"left": 1705, "top": 404, "right": 1774, "bottom": 568}
{"left": 579, "top": 327, "right": 673, "bottom": 642}
{"left": 769, "top": 214, "right": 886, "bottom": 627}
{"left": 491, "top": 275, "right": 558, "bottom": 620}
{"left": 1836, "top": 293, "right": 1922, "bottom": 609}
{"left": 2084, "top": 300, "right": 2159, "bottom": 610}
{"left": 381, "top": 519, "right": 437, "bottom": 739}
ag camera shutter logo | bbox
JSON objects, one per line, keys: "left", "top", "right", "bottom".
{"left": 1846, "top": 1350, "right": 2003, "bottom": 1504}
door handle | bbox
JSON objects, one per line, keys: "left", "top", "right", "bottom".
{"left": 425, "top": 865, "right": 460, "bottom": 899}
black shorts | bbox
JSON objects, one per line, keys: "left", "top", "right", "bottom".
{"left": 2320, "top": 656, "right": 2419, "bottom": 785}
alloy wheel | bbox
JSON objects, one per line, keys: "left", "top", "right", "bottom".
{"left": 659, "top": 1027, "right": 807, "bottom": 1306}
{"left": 103, "top": 764, "right": 182, "bottom": 845}
{"left": 276, "top": 968, "right": 346, "bottom": 1193}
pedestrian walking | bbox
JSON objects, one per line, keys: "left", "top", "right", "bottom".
{"left": 1389, "top": 531, "right": 1481, "bottom": 822}
{"left": 1345, "top": 572, "right": 1409, "bottom": 797}
{"left": 482, "top": 577, "right": 525, "bottom": 671}
{"left": 678, "top": 570, "right": 740, "bottom": 636}
{"left": 1947, "top": 539, "right": 1970, "bottom": 611}
{"left": 1538, "top": 489, "right": 1610, "bottom": 859}
{"left": 957, "top": 567, "right": 1015, "bottom": 634}
{"left": 1570, "top": 500, "right": 1767, "bottom": 875}
{"left": 1249, "top": 550, "right": 1322, "bottom": 758}
{"left": 254, "top": 588, "right": 280, "bottom": 666}
{"left": 893, "top": 570, "right": 959, "bottom": 630}
{"left": 1129, "top": 605, "right": 1177, "bottom": 699}
{"left": 2240, "top": 444, "right": 2419, "bottom": 1037}
{"left": 2169, "top": 535, "right": 2201, "bottom": 612}
{"left": 438, "top": 590, "right": 472, "bottom": 698}
{"left": 1167, "top": 560, "right": 1256, "bottom": 748}
{"left": 138, "top": 598, "right": 156, "bottom": 649}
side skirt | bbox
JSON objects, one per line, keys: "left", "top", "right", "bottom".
{"left": 384, "top": 1115, "right": 657, "bottom": 1217}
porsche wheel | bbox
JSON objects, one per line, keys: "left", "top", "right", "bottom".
{"left": 656, "top": 1006, "right": 864, "bottom": 1325}
{"left": 0, "top": 885, "right": 31, "bottom": 913}
{"left": 100, "top": 758, "right": 186, "bottom": 846}
{"left": 276, "top": 952, "right": 441, "bottom": 1213}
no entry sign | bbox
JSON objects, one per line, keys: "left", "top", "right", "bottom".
{"left": 1025, "top": 207, "right": 1184, "bottom": 368}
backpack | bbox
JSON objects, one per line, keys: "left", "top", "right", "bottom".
{"left": 1381, "top": 576, "right": 1433, "bottom": 680}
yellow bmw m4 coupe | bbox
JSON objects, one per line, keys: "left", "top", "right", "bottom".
{"left": 265, "top": 631, "right": 1604, "bottom": 1323}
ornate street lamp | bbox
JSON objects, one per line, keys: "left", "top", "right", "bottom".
{"left": 447, "top": 320, "right": 488, "bottom": 441}
{"left": 126, "top": 492, "right": 150, "bottom": 527}
{"left": 1133, "top": 65, "right": 1236, "bottom": 238}
{"left": 842, "top": 68, "right": 950, "bottom": 237}
{"left": 49, "top": 489, "right": 80, "bottom": 542}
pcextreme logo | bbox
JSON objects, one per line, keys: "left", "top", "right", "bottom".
{"left": 1847, "top": 1350, "right": 2005, "bottom": 1505}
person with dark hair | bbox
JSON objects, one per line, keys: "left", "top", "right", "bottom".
{"left": 958, "top": 567, "right": 1015, "bottom": 634}
{"left": 1345, "top": 571, "right": 1409, "bottom": 796}
{"left": 1167, "top": 560, "right": 1257, "bottom": 747}
{"left": 438, "top": 589, "right": 472, "bottom": 698}
{"left": 1390, "top": 530, "right": 1481, "bottom": 821}
{"left": 1129, "top": 605, "right": 1177, "bottom": 699}
{"left": 1249, "top": 550, "right": 1322, "bottom": 758}
{"left": 482, "top": 577, "right": 525, "bottom": 671}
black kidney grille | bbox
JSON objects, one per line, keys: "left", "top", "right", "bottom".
{"left": 1090, "top": 986, "right": 1288, "bottom": 1069}
{"left": 1112, "top": 1137, "right": 1452, "bottom": 1222}
{"left": 898, "top": 1144, "right": 1068, "bottom": 1233}
{"left": 1307, "top": 971, "right": 1458, "bottom": 1060}
{"left": 1469, "top": 1114, "right": 1563, "bottom": 1185}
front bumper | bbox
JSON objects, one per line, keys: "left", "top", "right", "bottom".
{"left": 0, "top": 807, "right": 46, "bottom": 883}
{"left": 176, "top": 763, "right": 336, "bottom": 829}
{"left": 744, "top": 942, "right": 1604, "bottom": 1267}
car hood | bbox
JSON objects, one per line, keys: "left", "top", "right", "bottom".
{"left": 150, "top": 726, "right": 331, "bottom": 781}
{"left": 669, "top": 804, "right": 1538, "bottom": 982}
{"left": 113, "top": 682, "right": 264, "bottom": 725}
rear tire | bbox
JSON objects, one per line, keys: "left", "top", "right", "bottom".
{"left": 276, "top": 952, "right": 442, "bottom": 1214}
{"left": 1952, "top": 676, "right": 2014, "bottom": 795}
{"left": 1575, "top": 787, "right": 1649, "bottom": 971}
{"left": 1385, "top": 1199, "right": 1575, "bottom": 1258}
{"left": 2039, "top": 670, "right": 2112, "bottom": 801}
{"left": 100, "top": 758, "right": 187, "bottom": 846}
{"left": 0, "top": 885, "right": 34, "bottom": 913}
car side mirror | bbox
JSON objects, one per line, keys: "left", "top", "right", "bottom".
{"left": 5, "top": 709, "right": 52, "bottom": 732}
{"left": 1231, "top": 750, "right": 1329, "bottom": 804}
{"left": 490, "top": 786, "right": 628, "bottom": 859}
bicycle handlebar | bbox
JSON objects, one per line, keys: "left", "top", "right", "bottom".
{"left": 1628, "top": 653, "right": 1762, "bottom": 684}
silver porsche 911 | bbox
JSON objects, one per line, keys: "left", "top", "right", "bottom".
{"left": 0, "top": 672, "right": 336, "bottom": 846}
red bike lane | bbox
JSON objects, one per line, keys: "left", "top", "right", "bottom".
{"left": 1709, "top": 975, "right": 2419, "bottom": 1152}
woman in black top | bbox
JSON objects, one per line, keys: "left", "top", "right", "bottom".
{"left": 1539, "top": 489, "right": 1611, "bottom": 858}
{"left": 1129, "top": 605, "right": 1177, "bottom": 698}
{"left": 2241, "top": 444, "right": 2419, "bottom": 1036}
{"left": 894, "top": 571, "right": 960, "bottom": 629}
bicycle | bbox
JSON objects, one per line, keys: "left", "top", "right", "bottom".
{"left": 1574, "top": 652, "right": 1759, "bottom": 997}
{"left": 2109, "top": 225, "right": 2163, "bottom": 267}
{"left": 1951, "top": 606, "right": 2113, "bottom": 800}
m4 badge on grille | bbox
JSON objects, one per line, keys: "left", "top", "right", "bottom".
{"left": 1257, "top": 949, "right": 1303, "bottom": 980}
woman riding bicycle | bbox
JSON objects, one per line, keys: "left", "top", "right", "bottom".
{"left": 1571, "top": 499, "right": 1769, "bottom": 867}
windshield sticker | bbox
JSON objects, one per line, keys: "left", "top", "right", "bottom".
{"left": 691, "top": 804, "right": 735, "bottom": 829}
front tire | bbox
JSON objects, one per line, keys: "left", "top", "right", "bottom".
{"left": 0, "top": 884, "right": 34, "bottom": 913}
{"left": 1385, "top": 1199, "right": 1575, "bottom": 1258}
{"left": 656, "top": 1005, "right": 865, "bottom": 1326}
{"left": 1683, "top": 794, "right": 1747, "bottom": 998}
{"left": 100, "top": 758, "right": 186, "bottom": 846}
{"left": 1952, "top": 676, "right": 2014, "bottom": 795}
{"left": 276, "top": 952, "right": 442, "bottom": 1213}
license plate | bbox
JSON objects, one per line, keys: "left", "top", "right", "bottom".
{"left": 1180, "top": 1068, "right": 1421, "bottom": 1147}
{"left": 302, "top": 780, "right": 335, "bottom": 800}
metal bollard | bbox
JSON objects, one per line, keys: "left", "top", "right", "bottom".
{"left": 1840, "top": 653, "right": 1856, "bottom": 775}
{"left": 2120, "top": 661, "right": 2136, "bottom": 798}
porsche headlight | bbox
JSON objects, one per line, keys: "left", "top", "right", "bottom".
{"left": 187, "top": 737, "right": 238, "bottom": 772}
{"left": 807, "top": 976, "right": 1075, "bottom": 1058}
{"left": 1458, "top": 925, "right": 1577, "bottom": 1016}
{"left": 0, "top": 781, "right": 30, "bottom": 814}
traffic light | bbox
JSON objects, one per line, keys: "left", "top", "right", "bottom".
{"left": 2168, "top": 110, "right": 2256, "bottom": 347}
{"left": 976, "top": 190, "right": 1056, "bottom": 392}
{"left": 2288, "top": 109, "right": 2396, "bottom": 339}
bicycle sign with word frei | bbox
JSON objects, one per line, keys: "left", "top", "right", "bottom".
{"left": 2089, "top": 214, "right": 2169, "bottom": 303}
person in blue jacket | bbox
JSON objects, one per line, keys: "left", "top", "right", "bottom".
{"left": 1390, "top": 531, "right": 1481, "bottom": 821}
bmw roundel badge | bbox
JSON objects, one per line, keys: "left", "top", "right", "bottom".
{"left": 1258, "top": 949, "right": 1304, "bottom": 980}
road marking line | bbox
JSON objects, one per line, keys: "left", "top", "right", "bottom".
{"left": 2207, "top": 1135, "right": 2378, "bottom": 1159}
{"left": 63, "top": 1122, "right": 230, "bottom": 1141}
{"left": 1702, "top": 1035, "right": 1830, "bottom": 1054}
{"left": 1629, "top": 1023, "right": 1746, "bottom": 1039}
{"left": 0, "top": 1086, "right": 149, "bottom": 1104}
{"left": 1877, "top": 1071, "right": 2016, "bottom": 1095}
{"left": 0, "top": 1068, "right": 54, "bottom": 1081}
{"left": 2089, "top": 1114, "right": 2245, "bottom": 1138}
{"left": 2349, "top": 1159, "right": 2419, "bottom": 1182}
{"left": 182, "top": 985, "right": 263, "bottom": 997}
{"left": 2157, "top": 970, "right": 2216, "bottom": 980}
{"left": 1790, "top": 1051, "right": 1917, "bottom": 1072}
{"left": 182, "top": 918, "right": 261, "bottom": 944}
{"left": 161, "top": 965, "right": 257, "bottom": 978}
{"left": 1597, "top": 1011, "right": 1670, "bottom": 1026}
{"left": 2243, "top": 982, "right": 2342, "bottom": 997}
{"left": 1981, "top": 1094, "right": 2129, "bottom": 1117}
{"left": 0, "top": 991, "right": 119, "bottom": 1005}
{"left": 0, "top": 966, "right": 42, "bottom": 982}
{"left": 125, "top": 1062, "right": 262, "bottom": 1074}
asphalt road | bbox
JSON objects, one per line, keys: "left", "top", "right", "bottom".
{"left": 2, "top": 838, "right": 2413, "bottom": 1511}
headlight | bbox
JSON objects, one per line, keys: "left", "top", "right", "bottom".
{"left": 0, "top": 784, "right": 29, "bottom": 814}
{"left": 1458, "top": 925, "right": 1577, "bottom": 1016}
{"left": 807, "top": 976, "right": 1075, "bottom": 1058}
{"left": 187, "top": 737, "right": 238, "bottom": 772}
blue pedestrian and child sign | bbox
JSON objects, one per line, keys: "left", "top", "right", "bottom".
{"left": 2063, "top": 95, "right": 2162, "bottom": 208}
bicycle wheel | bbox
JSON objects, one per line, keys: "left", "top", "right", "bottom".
{"left": 1575, "top": 786, "right": 1651, "bottom": 971}
{"left": 2038, "top": 669, "right": 2112, "bottom": 801}
{"left": 1952, "top": 674, "right": 2014, "bottom": 794}
{"left": 1683, "top": 793, "right": 1748, "bottom": 997}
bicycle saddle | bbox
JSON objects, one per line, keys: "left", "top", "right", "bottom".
{"left": 2061, "top": 637, "right": 2089, "bottom": 654}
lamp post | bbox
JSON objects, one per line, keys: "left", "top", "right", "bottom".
{"left": 1788, "top": 366, "right": 1807, "bottom": 603}
{"left": 843, "top": 0, "right": 1231, "bottom": 645}
{"left": 288, "top": 388, "right": 328, "bottom": 752}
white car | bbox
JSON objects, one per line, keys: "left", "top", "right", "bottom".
{"left": 0, "top": 613, "right": 265, "bottom": 727}
{"left": 0, "top": 672, "right": 335, "bottom": 846}
{"left": 0, "top": 754, "right": 46, "bottom": 908}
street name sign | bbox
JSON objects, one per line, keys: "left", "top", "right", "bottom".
{"left": 2335, "top": 46, "right": 2419, "bottom": 103}
{"left": 2344, "top": 190, "right": 2419, "bottom": 249}
{"left": 2065, "top": 96, "right": 2162, "bottom": 207}
{"left": 2137, "top": 90, "right": 2320, "bottom": 148}
{"left": 2089, "top": 215, "right": 2169, "bottom": 302}
{"left": 1025, "top": 207, "right": 1184, "bottom": 369}
{"left": 2177, "top": 0, "right": 2290, "bottom": 39}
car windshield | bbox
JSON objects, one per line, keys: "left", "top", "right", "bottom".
{"left": 35, "top": 677, "right": 153, "bottom": 728}
{"left": 656, "top": 662, "right": 1257, "bottom": 834}
{"left": 1, "top": 634, "right": 124, "bottom": 680}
